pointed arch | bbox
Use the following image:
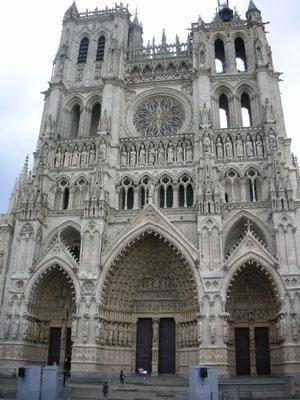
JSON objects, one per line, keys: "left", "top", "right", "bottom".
{"left": 221, "top": 256, "right": 285, "bottom": 303}
{"left": 25, "top": 260, "right": 80, "bottom": 304}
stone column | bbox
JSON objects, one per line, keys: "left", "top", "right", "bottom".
{"left": 151, "top": 319, "right": 159, "bottom": 376}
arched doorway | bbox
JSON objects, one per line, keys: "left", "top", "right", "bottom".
{"left": 225, "top": 260, "right": 281, "bottom": 376}
{"left": 99, "top": 231, "right": 199, "bottom": 374}
{"left": 28, "top": 264, "right": 76, "bottom": 365}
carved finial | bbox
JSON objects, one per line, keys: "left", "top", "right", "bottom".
{"left": 245, "top": 219, "right": 252, "bottom": 232}
{"left": 161, "top": 29, "right": 167, "bottom": 46}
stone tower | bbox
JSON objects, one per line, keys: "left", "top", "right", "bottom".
{"left": 0, "top": 0, "right": 300, "bottom": 379}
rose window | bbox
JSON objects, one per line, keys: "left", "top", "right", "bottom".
{"left": 133, "top": 96, "right": 185, "bottom": 136}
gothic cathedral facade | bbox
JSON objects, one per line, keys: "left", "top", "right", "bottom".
{"left": 0, "top": 0, "right": 300, "bottom": 379}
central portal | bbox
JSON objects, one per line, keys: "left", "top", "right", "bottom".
{"left": 101, "top": 232, "right": 199, "bottom": 374}
{"left": 136, "top": 317, "right": 176, "bottom": 374}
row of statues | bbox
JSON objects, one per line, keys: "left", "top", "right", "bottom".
{"left": 53, "top": 143, "right": 97, "bottom": 168}
{"left": 120, "top": 140, "right": 193, "bottom": 167}
{"left": 203, "top": 132, "right": 266, "bottom": 159}
{"left": 4, "top": 314, "right": 49, "bottom": 343}
{"left": 95, "top": 320, "right": 132, "bottom": 347}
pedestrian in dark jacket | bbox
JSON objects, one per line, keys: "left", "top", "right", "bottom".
{"left": 102, "top": 381, "right": 109, "bottom": 399}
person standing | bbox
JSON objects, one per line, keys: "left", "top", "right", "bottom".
{"left": 63, "top": 357, "right": 71, "bottom": 387}
{"left": 102, "top": 381, "right": 109, "bottom": 399}
{"left": 119, "top": 370, "right": 125, "bottom": 384}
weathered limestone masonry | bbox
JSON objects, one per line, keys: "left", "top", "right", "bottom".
{"left": 1, "top": 0, "right": 300, "bottom": 380}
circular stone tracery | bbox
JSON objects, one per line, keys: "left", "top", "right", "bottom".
{"left": 133, "top": 96, "right": 185, "bottom": 136}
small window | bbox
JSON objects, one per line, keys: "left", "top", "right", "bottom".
{"left": 63, "top": 187, "right": 70, "bottom": 210}
{"left": 241, "top": 93, "right": 252, "bottom": 127}
{"left": 89, "top": 103, "right": 101, "bottom": 136}
{"left": 70, "top": 104, "right": 80, "bottom": 138}
{"left": 77, "top": 37, "right": 89, "bottom": 63}
{"left": 235, "top": 37, "right": 247, "bottom": 72}
{"left": 215, "top": 39, "right": 226, "bottom": 73}
{"left": 96, "top": 36, "right": 106, "bottom": 62}
{"left": 219, "top": 94, "right": 230, "bottom": 128}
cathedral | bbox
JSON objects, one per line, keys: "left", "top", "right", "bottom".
{"left": 0, "top": 0, "right": 300, "bottom": 380}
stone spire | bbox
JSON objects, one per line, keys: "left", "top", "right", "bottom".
{"left": 161, "top": 29, "right": 167, "bottom": 46}
{"left": 248, "top": 0, "right": 259, "bottom": 12}
{"left": 64, "top": 1, "right": 79, "bottom": 20}
{"left": 132, "top": 9, "right": 140, "bottom": 27}
{"left": 246, "top": 0, "right": 261, "bottom": 22}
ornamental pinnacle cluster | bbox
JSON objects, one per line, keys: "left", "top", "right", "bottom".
{"left": 0, "top": 0, "right": 300, "bottom": 381}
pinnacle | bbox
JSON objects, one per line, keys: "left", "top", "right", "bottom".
{"left": 248, "top": 0, "right": 259, "bottom": 11}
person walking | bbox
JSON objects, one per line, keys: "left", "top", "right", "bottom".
{"left": 63, "top": 357, "right": 71, "bottom": 387}
{"left": 102, "top": 381, "right": 109, "bottom": 399}
{"left": 119, "top": 370, "right": 125, "bottom": 384}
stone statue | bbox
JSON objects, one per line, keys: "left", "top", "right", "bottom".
{"left": 186, "top": 141, "right": 193, "bottom": 163}
{"left": 245, "top": 134, "right": 254, "bottom": 157}
{"left": 291, "top": 313, "right": 298, "bottom": 341}
{"left": 268, "top": 130, "right": 276, "bottom": 149}
{"left": 263, "top": 98, "right": 276, "bottom": 123}
{"left": 89, "top": 143, "right": 97, "bottom": 165}
{"left": 120, "top": 145, "right": 127, "bottom": 167}
{"left": 148, "top": 142, "right": 156, "bottom": 165}
{"left": 225, "top": 137, "right": 233, "bottom": 158}
{"left": 138, "top": 144, "right": 146, "bottom": 165}
{"left": 167, "top": 142, "right": 174, "bottom": 164}
{"left": 176, "top": 142, "right": 183, "bottom": 163}
{"left": 71, "top": 317, "right": 78, "bottom": 339}
{"left": 82, "top": 317, "right": 89, "bottom": 342}
{"left": 236, "top": 135, "right": 244, "bottom": 158}
{"left": 216, "top": 137, "right": 223, "bottom": 159}
{"left": 209, "top": 317, "right": 216, "bottom": 344}
{"left": 54, "top": 147, "right": 62, "bottom": 167}
{"left": 71, "top": 144, "right": 79, "bottom": 166}
{"left": 157, "top": 142, "right": 165, "bottom": 164}
{"left": 277, "top": 314, "right": 286, "bottom": 342}
{"left": 129, "top": 145, "right": 136, "bottom": 166}
{"left": 153, "top": 319, "right": 159, "bottom": 342}
{"left": 200, "top": 103, "right": 211, "bottom": 128}
{"left": 63, "top": 147, "right": 71, "bottom": 167}
{"left": 99, "top": 139, "right": 107, "bottom": 160}
{"left": 80, "top": 144, "right": 88, "bottom": 167}
{"left": 203, "top": 132, "right": 211, "bottom": 154}
{"left": 256, "top": 134, "right": 264, "bottom": 157}
{"left": 100, "top": 110, "right": 111, "bottom": 132}
{"left": 11, "top": 315, "right": 19, "bottom": 339}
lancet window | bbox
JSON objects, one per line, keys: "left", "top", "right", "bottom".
{"left": 159, "top": 175, "right": 173, "bottom": 208}
{"left": 241, "top": 92, "right": 252, "bottom": 127}
{"left": 96, "top": 36, "right": 106, "bottom": 62}
{"left": 219, "top": 94, "right": 230, "bottom": 128}
{"left": 119, "top": 178, "right": 134, "bottom": 210}
{"left": 139, "top": 176, "right": 152, "bottom": 208}
{"left": 246, "top": 169, "right": 260, "bottom": 202}
{"left": 215, "top": 38, "right": 226, "bottom": 73}
{"left": 235, "top": 37, "right": 247, "bottom": 72}
{"left": 89, "top": 103, "right": 101, "bottom": 136}
{"left": 178, "top": 175, "right": 194, "bottom": 207}
{"left": 70, "top": 104, "right": 81, "bottom": 138}
{"left": 77, "top": 37, "right": 89, "bottom": 63}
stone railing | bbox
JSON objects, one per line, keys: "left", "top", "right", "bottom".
{"left": 127, "top": 42, "right": 192, "bottom": 63}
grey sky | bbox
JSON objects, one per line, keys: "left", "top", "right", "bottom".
{"left": 0, "top": 0, "right": 299, "bottom": 212}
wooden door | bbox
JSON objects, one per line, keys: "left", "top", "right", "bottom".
{"left": 235, "top": 328, "right": 250, "bottom": 375}
{"left": 136, "top": 319, "right": 153, "bottom": 374}
{"left": 255, "top": 327, "right": 271, "bottom": 375}
{"left": 48, "top": 327, "right": 61, "bottom": 365}
{"left": 65, "top": 327, "right": 72, "bottom": 360}
{"left": 159, "top": 318, "right": 175, "bottom": 374}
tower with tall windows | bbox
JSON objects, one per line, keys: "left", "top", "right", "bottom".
{"left": 1, "top": 0, "right": 300, "bottom": 381}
